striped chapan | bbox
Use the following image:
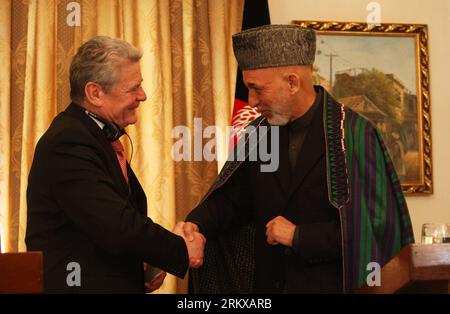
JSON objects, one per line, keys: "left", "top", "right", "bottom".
{"left": 324, "top": 92, "right": 414, "bottom": 292}
{"left": 189, "top": 87, "right": 414, "bottom": 293}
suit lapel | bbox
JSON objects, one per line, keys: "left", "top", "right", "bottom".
{"left": 127, "top": 165, "right": 147, "bottom": 214}
{"left": 65, "top": 103, "right": 130, "bottom": 195}
{"left": 288, "top": 99, "right": 325, "bottom": 197}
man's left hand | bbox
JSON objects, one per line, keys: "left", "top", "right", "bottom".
{"left": 265, "top": 216, "right": 296, "bottom": 247}
{"left": 145, "top": 270, "right": 166, "bottom": 293}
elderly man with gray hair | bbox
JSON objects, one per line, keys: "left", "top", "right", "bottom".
{"left": 182, "top": 24, "right": 414, "bottom": 293}
{"left": 26, "top": 36, "right": 205, "bottom": 293}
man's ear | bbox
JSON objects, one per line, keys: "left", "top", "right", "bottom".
{"left": 84, "top": 82, "right": 104, "bottom": 108}
{"left": 287, "top": 73, "right": 300, "bottom": 94}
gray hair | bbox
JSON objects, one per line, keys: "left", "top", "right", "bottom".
{"left": 70, "top": 36, "right": 142, "bottom": 103}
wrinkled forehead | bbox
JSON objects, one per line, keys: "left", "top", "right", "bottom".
{"left": 242, "top": 66, "right": 295, "bottom": 85}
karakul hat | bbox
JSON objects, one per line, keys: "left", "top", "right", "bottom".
{"left": 232, "top": 24, "right": 316, "bottom": 70}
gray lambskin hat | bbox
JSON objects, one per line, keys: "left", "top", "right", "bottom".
{"left": 232, "top": 24, "right": 316, "bottom": 70}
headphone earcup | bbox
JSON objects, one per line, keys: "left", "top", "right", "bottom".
{"left": 102, "top": 125, "right": 114, "bottom": 141}
{"left": 84, "top": 109, "right": 124, "bottom": 141}
{"left": 103, "top": 123, "right": 122, "bottom": 141}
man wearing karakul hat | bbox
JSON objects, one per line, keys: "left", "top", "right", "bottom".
{"left": 182, "top": 24, "right": 414, "bottom": 293}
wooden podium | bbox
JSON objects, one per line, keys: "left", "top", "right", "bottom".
{"left": 0, "top": 251, "right": 43, "bottom": 293}
{"left": 357, "top": 244, "right": 450, "bottom": 294}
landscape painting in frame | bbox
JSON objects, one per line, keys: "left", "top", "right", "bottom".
{"left": 293, "top": 20, "right": 432, "bottom": 195}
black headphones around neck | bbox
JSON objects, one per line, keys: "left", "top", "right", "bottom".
{"left": 85, "top": 110, "right": 125, "bottom": 142}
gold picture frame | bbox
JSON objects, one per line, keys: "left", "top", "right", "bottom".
{"left": 292, "top": 20, "right": 432, "bottom": 195}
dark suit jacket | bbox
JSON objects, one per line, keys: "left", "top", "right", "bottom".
{"left": 26, "top": 103, "right": 189, "bottom": 293}
{"left": 187, "top": 97, "right": 342, "bottom": 293}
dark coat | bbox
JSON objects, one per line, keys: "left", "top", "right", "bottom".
{"left": 187, "top": 86, "right": 414, "bottom": 293}
{"left": 187, "top": 97, "right": 342, "bottom": 293}
{"left": 26, "top": 103, "right": 189, "bottom": 293}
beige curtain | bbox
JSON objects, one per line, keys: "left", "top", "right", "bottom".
{"left": 0, "top": 0, "right": 244, "bottom": 293}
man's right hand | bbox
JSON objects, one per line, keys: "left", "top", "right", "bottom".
{"left": 173, "top": 222, "right": 206, "bottom": 268}
{"left": 182, "top": 222, "right": 201, "bottom": 241}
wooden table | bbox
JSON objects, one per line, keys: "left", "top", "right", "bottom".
{"left": 0, "top": 251, "right": 43, "bottom": 293}
{"left": 356, "top": 244, "right": 450, "bottom": 293}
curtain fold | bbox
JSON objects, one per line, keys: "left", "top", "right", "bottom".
{"left": 0, "top": 0, "right": 244, "bottom": 293}
{"left": 18, "top": 0, "right": 58, "bottom": 252}
{"left": 0, "top": 0, "right": 12, "bottom": 253}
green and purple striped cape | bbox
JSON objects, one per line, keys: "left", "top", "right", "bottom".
{"left": 191, "top": 89, "right": 414, "bottom": 293}
{"left": 323, "top": 91, "right": 414, "bottom": 291}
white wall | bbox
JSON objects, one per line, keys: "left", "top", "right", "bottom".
{"left": 268, "top": 0, "right": 450, "bottom": 242}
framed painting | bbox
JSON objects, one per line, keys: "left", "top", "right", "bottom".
{"left": 292, "top": 20, "right": 432, "bottom": 195}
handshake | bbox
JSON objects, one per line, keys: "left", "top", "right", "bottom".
{"left": 144, "top": 222, "right": 204, "bottom": 293}
{"left": 173, "top": 222, "right": 205, "bottom": 268}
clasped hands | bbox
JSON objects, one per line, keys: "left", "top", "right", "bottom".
{"left": 172, "top": 216, "right": 296, "bottom": 269}
{"left": 173, "top": 222, "right": 206, "bottom": 268}
{"left": 143, "top": 222, "right": 205, "bottom": 293}
{"left": 144, "top": 216, "right": 295, "bottom": 293}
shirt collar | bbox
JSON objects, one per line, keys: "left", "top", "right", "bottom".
{"left": 85, "top": 111, "right": 105, "bottom": 130}
{"left": 288, "top": 86, "right": 322, "bottom": 132}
